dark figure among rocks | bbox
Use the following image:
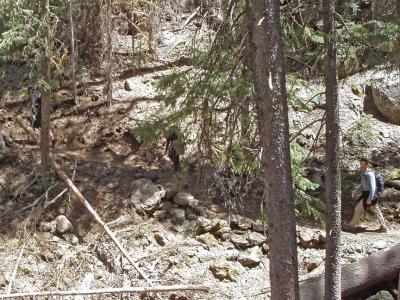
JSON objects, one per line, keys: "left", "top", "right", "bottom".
{"left": 165, "top": 128, "right": 184, "bottom": 172}
{"left": 26, "top": 86, "right": 55, "bottom": 145}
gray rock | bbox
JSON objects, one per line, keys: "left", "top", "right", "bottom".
{"left": 372, "top": 240, "right": 387, "bottom": 250}
{"left": 297, "top": 228, "right": 323, "bottom": 248}
{"left": 213, "top": 226, "right": 231, "bottom": 241}
{"left": 130, "top": 178, "right": 163, "bottom": 214}
{"left": 261, "top": 243, "right": 269, "bottom": 255}
{"left": 159, "top": 200, "right": 174, "bottom": 211}
{"left": 195, "top": 217, "right": 214, "bottom": 235}
{"left": 153, "top": 210, "right": 168, "bottom": 221}
{"left": 173, "top": 192, "right": 199, "bottom": 207}
{"left": 251, "top": 220, "right": 268, "bottom": 233}
{"left": 230, "top": 214, "right": 252, "bottom": 230}
{"left": 238, "top": 249, "right": 261, "bottom": 268}
{"left": 185, "top": 207, "right": 197, "bottom": 220}
{"left": 197, "top": 233, "right": 218, "bottom": 247}
{"left": 169, "top": 207, "right": 186, "bottom": 225}
{"left": 230, "top": 234, "right": 251, "bottom": 249}
{"left": 213, "top": 219, "right": 229, "bottom": 232}
{"left": 56, "top": 215, "right": 73, "bottom": 234}
{"left": 370, "top": 79, "right": 400, "bottom": 125}
{"left": 247, "top": 232, "right": 267, "bottom": 246}
{"left": 163, "top": 183, "right": 178, "bottom": 200}
{"left": 209, "top": 262, "right": 238, "bottom": 282}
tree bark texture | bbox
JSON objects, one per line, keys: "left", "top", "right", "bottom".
{"left": 40, "top": 0, "right": 51, "bottom": 173}
{"left": 104, "top": 0, "right": 113, "bottom": 106}
{"left": 323, "top": 0, "right": 342, "bottom": 298}
{"left": 69, "top": 0, "right": 78, "bottom": 104}
{"left": 248, "top": 0, "right": 299, "bottom": 299}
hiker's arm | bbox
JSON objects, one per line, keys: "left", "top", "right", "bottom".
{"left": 366, "top": 172, "right": 376, "bottom": 203}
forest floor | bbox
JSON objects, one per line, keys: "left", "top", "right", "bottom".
{"left": 1, "top": 10, "right": 400, "bottom": 300}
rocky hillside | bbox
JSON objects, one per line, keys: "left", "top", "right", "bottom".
{"left": 1, "top": 1, "right": 400, "bottom": 299}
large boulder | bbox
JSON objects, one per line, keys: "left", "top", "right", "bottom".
{"left": 130, "top": 178, "right": 164, "bottom": 214}
{"left": 369, "top": 79, "right": 400, "bottom": 125}
{"left": 238, "top": 248, "right": 262, "bottom": 268}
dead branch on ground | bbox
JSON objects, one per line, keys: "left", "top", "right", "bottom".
{"left": 0, "top": 285, "right": 210, "bottom": 299}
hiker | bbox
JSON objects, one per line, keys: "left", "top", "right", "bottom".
{"left": 346, "top": 158, "right": 388, "bottom": 233}
{"left": 27, "top": 86, "right": 55, "bottom": 145}
{"left": 165, "top": 127, "right": 184, "bottom": 172}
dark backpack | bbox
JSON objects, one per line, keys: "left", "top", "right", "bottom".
{"left": 375, "top": 174, "right": 384, "bottom": 193}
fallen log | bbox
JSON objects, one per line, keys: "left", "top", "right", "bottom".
{"left": 385, "top": 180, "right": 400, "bottom": 190}
{"left": 15, "top": 117, "right": 166, "bottom": 298}
{"left": 300, "top": 243, "right": 400, "bottom": 299}
{"left": 0, "top": 285, "right": 210, "bottom": 299}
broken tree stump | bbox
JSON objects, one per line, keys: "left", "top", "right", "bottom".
{"left": 300, "top": 243, "right": 400, "bottom": 299}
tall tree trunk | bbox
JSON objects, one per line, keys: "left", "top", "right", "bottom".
{"left": 248, "top": 1, "right": 299, "bottom": 299}
{"left": 104, "top": 0, "right": 113, "bottom": 107}
{"left": 323, "top": 0, "right": 341, "bottom": 298}
{"left": 40, "top": 0, "right": 51, "bottom": 173}
{"left": 69, "top": 0, "right": 77, "bottom": 105}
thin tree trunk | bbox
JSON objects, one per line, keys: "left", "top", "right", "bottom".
{"left": 128, "top": 10, "right": 135, "bottom": 66}
{"left": 240, "top": 95, "right": 250, "bottom": 140}
{"left": 104, "top": 0, "right": 113, "bottom": 107}
{"left": 323, "top": 0, "right": 341, "bottom": 298}
{"left": 248, "top": 0, "right": 299, "bottom": 299}
{"left": 220, "top": 0, "right": 229, "bottom": 23}
{"left": 40, "top": 0, "right": 51, "bottom": 173}
{"left": 396, "top": 0, "right": 400, "bottom": 69}
{"left": 69, "top": 0, "right": 78, "bottom": 105}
